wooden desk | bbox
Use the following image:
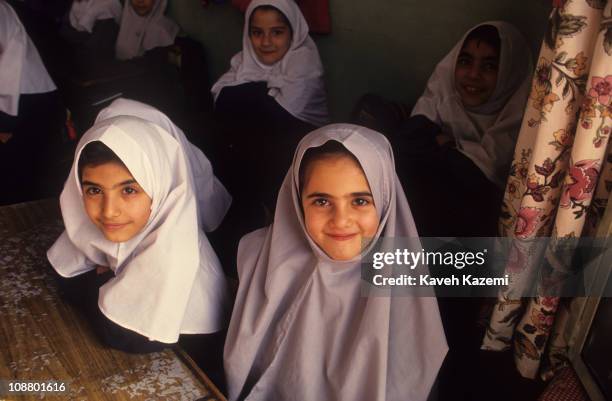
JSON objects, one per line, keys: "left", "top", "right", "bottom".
{"left": 0, "top": 200, "right": 227, "bottom": 401}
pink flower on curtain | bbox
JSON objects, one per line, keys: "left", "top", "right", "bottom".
{"left": 515, "top": 207, "right": 544, "bottom": 239}
{"left": 541, "top": 296, "right": 560, "bottom": 309}
{"left": 530, "top": 307, "right": 556, "bottom": 333}
{"left": 560, "top": 159, "right": 599, "bottom": 208}
{"left": 588, "top": 75, "right": 612, "bottom": 106}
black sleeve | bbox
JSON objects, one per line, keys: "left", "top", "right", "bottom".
{"left": 54, "top": 268, "right": 172, "bottom": 354}
{"left": 0, "top": 111, "right": 18, "bottom": 133}
{"left": 215, "top": 81, "right": 314, "bottom": 134}
{"left": 393, "top": 114, "right": 442, "bottom": 160}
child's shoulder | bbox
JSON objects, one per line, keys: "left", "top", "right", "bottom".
{"left": 236, "top": 226, "right": 270, "bottom": 278}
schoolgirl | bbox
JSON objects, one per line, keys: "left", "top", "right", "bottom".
{"left": 47, "top": 106, "right": 230, "bottom": 353}
{"left": 211, "top": 0, "right": 329, "bottom": 217}
{"left": 224, "top": 124, "right": 447, "bottom": 401}
{"left": 396, "top": 22, "right": 533, "bottom": 237}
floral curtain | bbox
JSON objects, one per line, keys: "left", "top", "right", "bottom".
{"left": 481, "top": 0, "right": 612, "bottom": 379}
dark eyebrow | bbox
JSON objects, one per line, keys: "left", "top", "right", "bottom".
{"left": 457, "top": 51, "right": 473, "bottom": 58}
{"left": 306, "top": 192, "right": 331, "bottom": 199}
{"left": 251, "top": 25, "right": 288, "bottom": 30}
{"left": 351, "top": 192, "right": 373, "bottom": 197}
{"left": 305, "top": 191, "right": 373, "bottom": 199}
{"left": 81, "top": 179, "right": 138, "bottom": 189}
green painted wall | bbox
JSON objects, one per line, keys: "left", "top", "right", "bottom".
{"left": 168, "top": 1, "right": 551, "bottom": 121}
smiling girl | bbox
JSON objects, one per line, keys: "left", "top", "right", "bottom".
{"left": 223, "top": 124, "right": 447, "bottom": 401}
{"left": 394, "top": 22, "right": 533, "bottom": 238}
{"left": 47, "top": 111, "right": 230, "bottom": 354}
{"left": 211, "top": 0, "right": 328, "bottom": 237}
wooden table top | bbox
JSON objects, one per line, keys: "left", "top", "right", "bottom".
{"left": 0, "top": 200, "right": 227, "bottom": 401}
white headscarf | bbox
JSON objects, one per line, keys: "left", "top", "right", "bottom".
{"left": 115, "top": 0, "right": 179, "bottom": 60}
{"left": 47, "top": 115, "right": 229, "bottom": 343}
{"left": 69, "top": 0, "right": 122, "bottom": 33}
{"left": 411, "top": 21, "right": 533, "bottom": 188}
{"left": 94, "top": 98, "right": 232, "bottom": 231}
{"left": 211, "top": 0, "right": 329, "bottom": 127}
{"left": 224, "top": 124, "right": 447, "bottom": 401}
{"left": 0, "top": 1, "right": 56, "bottom": 116}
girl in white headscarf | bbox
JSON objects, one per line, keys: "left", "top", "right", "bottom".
{"left": 212, "top": 0, "right": 328, "bottom": 127}
{"left": 393, "top": 23, "right": 533, "bottom": 401}
{"left": 0, "top": 0, "right": 63, "bottom": 205}
{"left": 115, "top": 0, "right": 179, "bottom": 60}
{"left": 211, "top": 1, "right": 329, "bottom": 248}
{"left": 396, "top": 22, "right": 533, "bottom": 238}
{"left": 224, "top": 124, "right": 447, "bottom": 401}
{"left": 47, "top": 109, "right": 230, "bottom": 353}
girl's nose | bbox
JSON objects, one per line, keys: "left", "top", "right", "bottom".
{"left": 331, "top": 204, "right": 352, "bottom": 228}
{"left": 102, "top": 196, "right": 121, "bottom": 219}
{"left": 467, "top": 64, "right": 481, "bottom": 79}
{"left": 262, "top": 33, "right": 272, "bottom": 46}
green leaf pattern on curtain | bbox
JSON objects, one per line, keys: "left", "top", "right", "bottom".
{"left": 482, "top": 0, "right": 612, "bottom": 380}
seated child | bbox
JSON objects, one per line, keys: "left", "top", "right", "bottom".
{"left": 47, "top": 112, "right": 230, "bottom": 354}
{"left": 211, "top": 0, "right": 329, "bottom": 215}
{"left": 0, "top": 1, "right": 64, "bottom": 205}
{"left": 224, "top": 124, "right": 447, "bottom": 401}
{"left": 396, "top": 22, "right": 533, "bottom": 237}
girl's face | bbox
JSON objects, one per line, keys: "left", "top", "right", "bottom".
{"left": 249, "top": 8, "right": 292, "bottom": 66}
{"left": 131, "top": 0, "right": 155, "bottom": 17}
{"left": 454, "top": 38, "right": 500, "bottom": 107}
{"left": 301, "top": 155, "right": 379, "bottom": 261}
{"left": 81, "top": 162, "right": 152, "bottom": 243}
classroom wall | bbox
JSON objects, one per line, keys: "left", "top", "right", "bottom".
{"left": 168, "top": 0, "right": 552, "bottom": 121}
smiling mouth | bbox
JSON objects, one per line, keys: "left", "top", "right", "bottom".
{"left": 461, "top": 84, "right": 484, "bottom": 95}
{"left": 326, "top": 233, "right": 358, "bottom": 241}
{"left": 102, "top": 222, "right": 128, "bottom": 231}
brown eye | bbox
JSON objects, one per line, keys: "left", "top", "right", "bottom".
{"left": 352, "top": 197, "right": 371, "bottom": 206}
{"left": 483, "top": 62, "right": 498, "bottom": 71}
{"left": 457, "top": 56, "right": 471, "bottom": 66}
{"left": 313, "top": 198, "right": 330, "bottom": 207}
{"left": 84, "top": 186, "right": 102, "bottom": 196}
{"left": 122, "top": 186, "right": 138, "bottom": 195}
